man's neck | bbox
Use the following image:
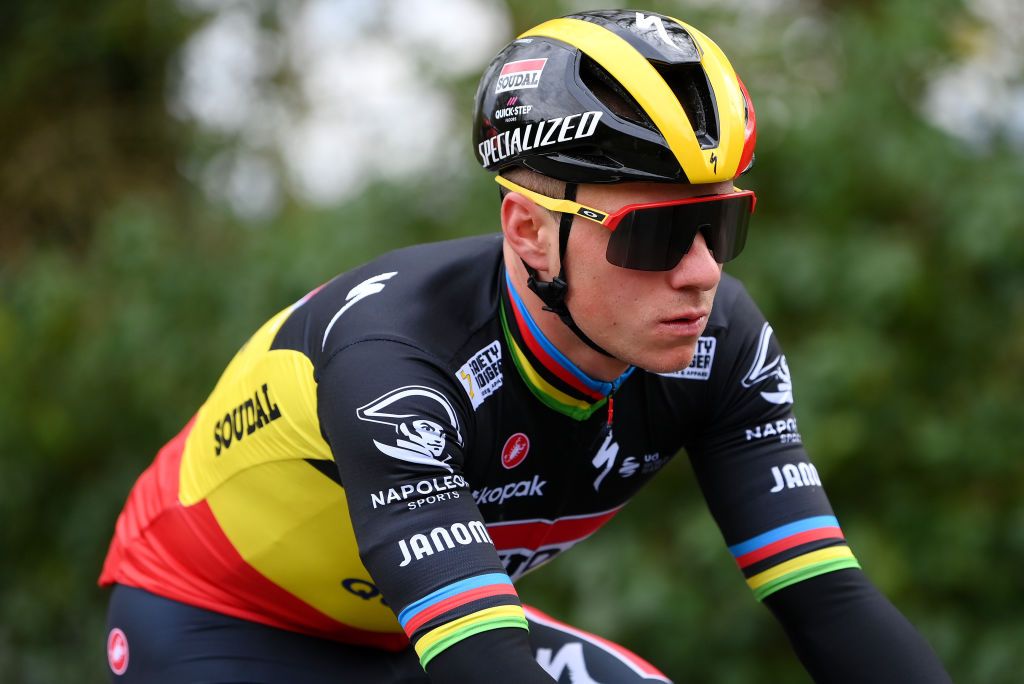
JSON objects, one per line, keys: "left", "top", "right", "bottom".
{"left": 502, "top": 242, "right": 629, "bottom": 383}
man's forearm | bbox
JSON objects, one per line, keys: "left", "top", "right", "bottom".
{"left": 764, "top": 568, "right": 951, "bottom": 683}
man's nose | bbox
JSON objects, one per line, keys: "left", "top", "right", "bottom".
{"left": 666, "top": 231, "right": 722, "bottom": 292}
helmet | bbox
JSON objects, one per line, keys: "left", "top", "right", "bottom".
{"left": 473, "top": 9, "right": 756, "bottom": 184}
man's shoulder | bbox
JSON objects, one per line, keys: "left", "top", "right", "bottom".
{"left": 274, "top": 234, "right": 505, "bottom": 369}
{"left": 707, "top": 272, "right": 766, "bottom": 336}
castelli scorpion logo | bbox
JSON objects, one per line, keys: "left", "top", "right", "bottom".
{"left": 501, "top": 433, "right": 530, "bottom": 469}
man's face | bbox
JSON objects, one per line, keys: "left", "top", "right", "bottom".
{"left": 563, "top": 180, "right": 734, "bottom": 373}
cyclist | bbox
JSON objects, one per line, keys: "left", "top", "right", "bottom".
{"left": 99, "top": 9, "right": 951, "bottom": 683}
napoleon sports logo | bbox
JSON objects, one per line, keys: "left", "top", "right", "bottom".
{"left": 356, "top": 386, "right": 462, "bottom": 472}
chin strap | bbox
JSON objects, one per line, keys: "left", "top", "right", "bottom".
{"left": 520, "top": 182, "right": 614, "bottom": 358}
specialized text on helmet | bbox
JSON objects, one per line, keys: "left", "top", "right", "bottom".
{"left": 479, "top": 111, "right": 603, "bottom": 167}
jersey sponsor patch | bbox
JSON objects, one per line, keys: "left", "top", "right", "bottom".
{"left": 213, "top": 383, "right": 282, "bottom": 455}
{"left": 770, "top": 462, "right": 821, "bottom": 493}
{"left": 356, "top": 386, "right": 462, "bottom": 473}
{"left": 473, "top": 475, "right": 546, "bottom": 506}
{"left": 397, "top": 520, "right": 494, "bottom": 567}
{"left": 456, "top": 340, "right": 503, "bottom": 410}
{"left": 741, "top": 323, "right": 793, "bottom": 405}
{"left": 370, "top": 474, "right": 468, "bottom": 510}
{"left": 501, "top": 432, "right": 529, "bottom": 469}
{"left": 745, "top": 417, "right": 801, "bottom": 444}
{"left": 657, "top": 336, "right": 716, "bottom": 380}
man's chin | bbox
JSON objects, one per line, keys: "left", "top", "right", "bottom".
{"left": 622, "top": 346, "right": 697, "bottom": 375}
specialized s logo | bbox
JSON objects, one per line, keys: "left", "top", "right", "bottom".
{"left": 321, "top": 272, "right": 397, "bottom": 351}
{"left": 741, "top": 323, "right": 794, "bottom": 405}
{"left": 356, "top": 386, "right": 462, "bottom": 473}
{"left": 591, "top": 430, "right": 620, "bottom": 491}
{"left": 634, "top": 12, "right": 685, "bottom": 51}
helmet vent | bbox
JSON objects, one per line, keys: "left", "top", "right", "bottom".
{"left": 579, "top": 56, "right": 658, "bottom": 132}
{"left": 653, "top": 63, "right": 719, "bottom": 148}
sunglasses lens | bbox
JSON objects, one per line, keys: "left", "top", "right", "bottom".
{"left": 605, "top": 194, "right": 753, "bottom": 270}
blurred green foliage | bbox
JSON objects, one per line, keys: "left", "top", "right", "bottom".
{"left": 2, "top": 0, "right": 1022, "bottom": 682}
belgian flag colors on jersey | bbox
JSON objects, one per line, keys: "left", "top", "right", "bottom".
{"left": 100, "top": 235, "right": 858, "bottom": 668}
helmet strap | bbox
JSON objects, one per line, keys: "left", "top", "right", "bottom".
{"left": 523, "top": 182, "right": 615, "bottom": 358}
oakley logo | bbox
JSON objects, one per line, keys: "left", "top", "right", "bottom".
{"left": 356, "top": 386, "right": 463, "bottom": 472}
{"left": 576, "top": 207, "right": 607, "bottom": 221}
{"left": 741, "top": 323, "right": 793, "bottom": 405}
{"left": 321, "top": 272, "right": 397, "bottom": 351}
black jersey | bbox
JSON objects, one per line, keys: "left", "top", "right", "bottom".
{"left": 100, "top": 234, "right": 858, "bottom": 670}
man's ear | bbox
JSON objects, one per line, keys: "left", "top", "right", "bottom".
{"left": 500, "top": 191, "right": 559, "bottom": 276}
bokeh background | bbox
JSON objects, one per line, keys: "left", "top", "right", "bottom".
{"left": 2, "top": 0, "right": 1022, "bottom": 681}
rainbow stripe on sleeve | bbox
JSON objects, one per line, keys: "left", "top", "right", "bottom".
{"left": 399, "top": 573, "right": 528, "bottom": 668}
{"left": 729, "top": 516, "right": 861, "bottom": 601}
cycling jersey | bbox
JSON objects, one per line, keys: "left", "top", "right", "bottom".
{"left": 99, "top": 234, "right": 860, "bottom": 671}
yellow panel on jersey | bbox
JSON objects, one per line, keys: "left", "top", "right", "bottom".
{"left": 179, "top": 308, "right": 332, "bottom": 506}
{"left": 175, "top": 302, "right": 400, "bottom": 631}
{"left": 205, "top": 458, "right": 401, "bottom": 632}
{"left": 520, "top": 17, "right": 743, "bottom": 183}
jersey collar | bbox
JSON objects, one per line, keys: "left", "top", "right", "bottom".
{"left": 500, "top": 268, "right": 634, "bottom": 420}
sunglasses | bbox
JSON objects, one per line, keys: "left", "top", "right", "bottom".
{"left": 496, "top": 176, "right": 756, "bottom": 271}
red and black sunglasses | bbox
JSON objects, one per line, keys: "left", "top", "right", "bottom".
{"left": 496, "top": 176, "right": 756, "bottom": 271}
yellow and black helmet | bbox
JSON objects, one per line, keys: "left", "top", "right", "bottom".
{"left": 473, "top": 9, "right": 756, "bottom": 184}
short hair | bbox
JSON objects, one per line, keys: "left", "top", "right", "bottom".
{"left": 497, "top": 167, "right": 565, "bottom": 220}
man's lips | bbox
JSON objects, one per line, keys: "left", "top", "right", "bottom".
{"left": 661, "top": 310, "right": 710, "bottom": 325}
{"left": 658, "top": 310, "right": 710, "bottom": 336}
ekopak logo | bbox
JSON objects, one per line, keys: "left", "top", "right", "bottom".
{"left": 501, "top": 433, "right": 530, "bottom": 469}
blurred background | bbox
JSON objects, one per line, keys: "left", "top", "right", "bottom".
{"left": 1, "top": 0, "right": 1022, "bottom": 681}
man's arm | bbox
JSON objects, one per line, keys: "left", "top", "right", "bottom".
{"left": 317, "top": 339, "right": 553, "bottom": 683}
{"left": 682, "top": 280, "right": 949, "bottom": 681}
{"left": 765, "top": 569, "right": 949, "bottom": 683}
